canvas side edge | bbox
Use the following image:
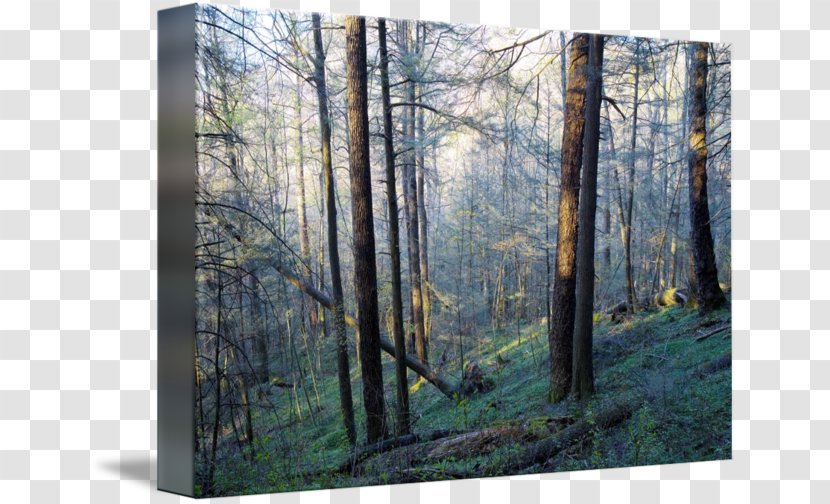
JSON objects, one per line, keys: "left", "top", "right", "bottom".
{"left": 157, "top": 3, "right": 197, "bottom": 497}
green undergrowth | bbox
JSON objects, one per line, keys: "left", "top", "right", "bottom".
{"left": 202, "top": 303, "right": 731, "bottom": 496}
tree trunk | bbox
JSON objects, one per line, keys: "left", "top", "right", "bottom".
{"left": 417, "top": 81, "right": 431, "bottom": 344}
{"left": 378, "top": 18, "right": 410, "bottom": 437}
{"left": 602, "top": 194, "right": 612, "bottom": 284}
{"left": 311, "top": 13, "right": 356, "bottom": 445}
{"left": 415, "top": 23, "right": 431, "bottom": 343}
{"left": 544, "top": 92, "right": 553, "bottom": 337}
{"left": 687, "top": 41, "right": 726, "bottom": 314}
{"left": 572, "top": 34, "right": 604, "bottom": 401}
{"left": 345, "top": 15, "right": 388, "bottom": 444}
{"left": 400, "top": 20, "right": 428, "bottom": 365}
{"left": 669, "top": 209, "right": 679, "bottom": 288}
{"left": 294, "top": 72, "right": 319, "bottom": 342}
{"left": 624, "top": 40, "right": 640, "bottom": 313}
{"left": 548, "top": 33, "right": 589, "bottom": 403}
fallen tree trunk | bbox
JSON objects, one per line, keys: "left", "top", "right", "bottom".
{"left": 653, "top": 288, "right": 687, "bottom": 307}
{"left": 338, "top": 428, "right": 459, "bottom": 475}
{"left": 606, "top": 297, "right": 649, "bottom": 322}
{"left": 332, "top": 401, "right": 631, "bottom": 484}
{"left": 494, "top": 399, "right": 634, "bottom": 474}
{"left": 392, "top": 466, "right": 469, "bottom": 483}
{"left": 426, "top": 424, "right": 524, "bottom": 460}
{"left": 276, "top": 266, "right": 462, "bottom": 399}
{"left": 694, "top": 324, "right": 730, "bottom": 342}
{"left": 373, "top": 399, "right": 633, "bottom": 481}
{"left": 607, "top": 288, "right": 689, "bottom": 318}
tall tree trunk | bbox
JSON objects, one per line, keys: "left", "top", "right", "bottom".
{"left": 378, "top": 18, "right": 410, "bottom": 436}
{"left": 311, "top": 13, "right": 355, "bottom": 445}
{"left": 400, "top": 20, "right": 428, "bottom": 365}
{"left": 295, "top": 73, "right": 318, "bottom": 341}
{"left": 572, "top": 34, "right": 604, "bottom": 400}
{"left": 317, "top": 168, "right": 328, "bottom": 373}
{"left": 687, "top": 41, "right": 726, "bottom": 314}
{"left": 345, "top": 15, "right": 387, "bottom": 444}
{"left": 669, "top": 208, "right": 679, "bottom": 288}
{"left": 415, "top": 22, "right": 431, "bottom": 343}
{"left": 544, "top": 94, "right": 553, "bottom": 336}
{"left": 548, "top": 33, "right": 589, "bottom": 404}
{"left": 417, "top": 81, "right": 431, "bottom": 344}
{"left": 623, "top": 40, "right": 640, "bottom": 312}
{"left": 602, "top": 185, "right": 612, "bottom": 286}
{"left": 660, "top": 56, "right": 671, "bottom": 286}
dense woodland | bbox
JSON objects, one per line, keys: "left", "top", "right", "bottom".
{"left": 193, "top": 5, "right": 731, "bottom": 496}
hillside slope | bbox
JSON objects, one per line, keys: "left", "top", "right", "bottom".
{"left": 201, "top": 305, "right": 731, "bottom": 495}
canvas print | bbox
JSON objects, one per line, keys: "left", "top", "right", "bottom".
{"left": 175, "top": 3, "right": 731, "bottom": 497}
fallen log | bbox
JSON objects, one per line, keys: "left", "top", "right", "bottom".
{"left": 379, "top": 400, "right": 632, "bottom": 481}
{"left": 605, "top": 296, "right": 651, "bottom": 320}
{"left": 652, "top": 288, "right": 687, "bottom": 307}
{"left": 608, "top": 288, "right": 688, "bottom": 316}
{"left": 493, "top": 399, "right": 634, "bottom": 474}
{"left": 276, "top": 265, "right": 463, "bottom": 399}
{"left": 348, "top": 417, "right": 570, "bottom": 481}
{"left": 392, "top": 466, "right": 469, "bottom": 483}
{"left": 391, "top": 467, "right": 476, "bottom": 484}
{"left": 694, "top": 324, "right": 730, "bottom": 342}
{"left": 426, "top": 424, "right": 524, "bottom": 460}
{"left": 338, "top": 428, "right": 459, "bottom": 475}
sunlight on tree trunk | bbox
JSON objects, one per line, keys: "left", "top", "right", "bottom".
{"left": 687, "top": 41, "right": 726, "bottom": 314}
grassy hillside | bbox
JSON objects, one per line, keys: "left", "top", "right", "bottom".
{"left": 200, "top": 304, "right": 731, "bottom": 496}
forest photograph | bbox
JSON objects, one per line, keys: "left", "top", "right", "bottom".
{"left": 192, "top": 5, "right": 731, "bottom": 497}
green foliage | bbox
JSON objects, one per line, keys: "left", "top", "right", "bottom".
{"left": 452, "top": 396, "right": 472, "bottom": 431}
{"left": 625, "top": 404, "right": 664, "bottom": 466}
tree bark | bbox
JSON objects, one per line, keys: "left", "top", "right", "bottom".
{"left": 311, "top": 13, "right": 356, "bottom": 445}
{"left": 572, "top": 34, "right": 604, "bottom": 401}
{"left": 544, "top": 90, "right": 553, "bottom": 337}
{"left": 687, "top": 41, "right": 726, "bottom": 314}
{"left": 345, "top": 15, "right": 388, "bottom": 444}
{"left": 378, "top": 18, "right": 410, "bottom": 437}
{"left": 623, "top": 40, "right": 640, "bottom": 313}
{"left": 415, "top": 22, "right": 431, "bottom": 343}
{"left": 548, "top": 33, "right": 589, "bottom": 403}
{"left": 293, "top": 70, "right": 320, "bottom": 345}
{"left": 417, "top": 80, "right": 431, "bottom": 344}
{"left": 400, "top": 20, "right": 428, "bottom": 365}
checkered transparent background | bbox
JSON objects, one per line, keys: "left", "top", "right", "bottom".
{"left": 0, "top": 0, "right": 824, "bottom": 502}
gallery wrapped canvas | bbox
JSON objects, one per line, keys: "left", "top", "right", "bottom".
{"left": 159, "top": 3, "right": 731, "bottom": 497}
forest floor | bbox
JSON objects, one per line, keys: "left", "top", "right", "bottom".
{"left": 202, "top": 303, "right": 731, "bottom": 496}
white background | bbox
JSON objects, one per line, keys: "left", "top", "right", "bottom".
{"left": 0, "top": 0, "right": 824, "bottom": 502}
